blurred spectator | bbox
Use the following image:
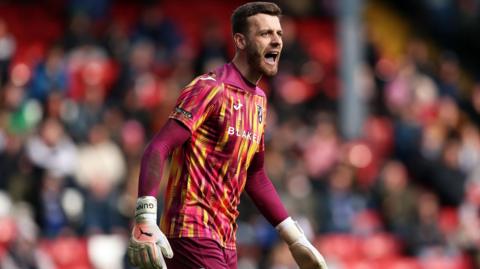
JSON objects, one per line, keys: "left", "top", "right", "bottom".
{"left": 131, "top": 5, "right": 184, "bottom": 65}
{"left": 74, "top": 123, "right": 127, "bottom": 234}
{"left": 282, "top": 164, "right": 318, "bottom": 228}
{"left": 1, "top": 202, "right": 55, "bottom": 269}
{"left": 458, "top": 123, "right": 480, "bottom": 174}
{"left": 385, "top": 59, "right": 439, "bottom": 124}
{"left": 110, "top": 39, "right": 165, "bottom": 128}
{"left": 25, "top": 117, "right": 78, "bottom": 179}
{"left": 74, "top": 123, "right": 126, "bottom": 190}
{"left": 409, "top": 192, "right": 448, "bottom": 257}
{"left": 0, "top": 19, "right": 15, "bottom": 88}
{"left": 458, "top": 181, "right": 480, "bottom": 267}
{"left": 317, "top": 163, "right": 367, "bottom": 233}
{"left": 372, "top": 160, "right": 418, "bottom": 242}
{"left": 406, "top": 37, "right": 435, "bottom": 77}
{"left": 83, "top": 180, "right": 126, "bottom": 235}
{"left": 462, "top": 82, "right": 480, "bottom": 127}
{"left": 65, "top": 83, "right": 106, "bottom": 142}
{"left": 363, "top": 115, "right": 394, "bottom": 160}
{"left": 63, "top": 42, "right": 116, "bottom": 141}
{"left": 1, "top": 82, "right": 42, "bottom": 135}
{"left": 391, "top": 107, "right": 423, "bottom": 164}
{"left": 430, "top": 138, "right": 467, "bottom": 206}
{"left": 277, "top": 0, "right": 320, "bottom": 17}
{"left": 302, "top": 114, "right": 340, "bottom": 180}
{"left": 39, "top": 173, "right": 69, "bottom": 237}
{"left": 66, "top": 43, "right": 113, "bottom": 102}
{"left": 118, "top": 119, "right": 146, "bottom": 217}
{"left": 194, "top": 20, "right": 229, "bottom": 75}
{"left": 101, "top": 21, "right": 131, "bottom": 62}
{"left": 120, "top": 119, "right": 145, "bottom": 168}
{"left": 28, "top": 45, "right": 69, "bottom": 103}
{"left": 67, "top": 0, "right": 111, "bottom": 22}
{"left": 0, "top": 130, "right": 28, "bottom": 197}
{"left": 385, "top": 61, "right": 416, "bottom": 116}
{"left": 62, "top": 12, "right": 96, "bottom": 50}
{"left": 437, "top": 52, "right": 462, "bottom": 101}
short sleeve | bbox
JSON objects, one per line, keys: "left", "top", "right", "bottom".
{"left": 169, "top": 78, "right": 222, "bottom": 133}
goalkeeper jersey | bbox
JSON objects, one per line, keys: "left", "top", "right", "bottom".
{"left": 160, "top": 62, "right": 267, "bottom": 249}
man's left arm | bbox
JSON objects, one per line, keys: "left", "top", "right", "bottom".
{"left": 245, "top": 151, "right": 328, "bottom": 269}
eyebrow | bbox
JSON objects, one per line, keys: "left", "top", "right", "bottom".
{"left": 258, "top": 28, "right": 283, "bottom": 34}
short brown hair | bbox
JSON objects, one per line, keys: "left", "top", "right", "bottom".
{"left": 231, "top": 2, "right": 282, "bottom": 35}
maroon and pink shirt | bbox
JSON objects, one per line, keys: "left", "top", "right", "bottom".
{"left": 160, "top": 63, "right": 267, "bottom": 249}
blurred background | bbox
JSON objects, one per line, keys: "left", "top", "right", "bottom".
{"left": 1, "top": 0, "right": 480, "bottom": 268}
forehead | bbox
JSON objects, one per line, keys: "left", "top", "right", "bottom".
{"left": 246, "top": 13, "right": 282, "bottom": 32}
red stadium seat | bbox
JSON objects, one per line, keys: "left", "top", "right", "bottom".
{"left": 420, "top": 255, "right": 472, "bottom": 269}
{"left": 0, "top": 217, "right": 16, "bottom": 247}
{"left": 439, "top": 207, "right": 459, "bottom": 236}
{"left": 378, "top": 257, "right": 422, "bottom": 269}
{"left": 352, "top": 210, "right": 384, "bottom": 235}
{"left": 361, "top": 232, "right": 401, "bottom": 261}
{"left": 111, "top": 3, "right": 142, "bottom": 31}
{"left": 40, "top": 237, "right": 92, "bottom": 269}
{"left": 343, "top": 259, "right": 380, "bottom": 269}
{"left": 295, "top": 19, "right": 336, "bottom": 66}
{"left": 345, "top": 257, "right": 422, "bottom": 269}
{"left": 317, "top": 234, "right": 362, "bottom": 262}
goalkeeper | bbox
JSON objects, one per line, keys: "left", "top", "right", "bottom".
{"left": 127, "top": 2, "right": 327, "bottom": 269}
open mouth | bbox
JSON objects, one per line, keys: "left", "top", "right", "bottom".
{"left": 264, "top": 51, "right": 279, "bottom": 65}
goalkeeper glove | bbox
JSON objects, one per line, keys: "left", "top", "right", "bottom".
{"left": 276, "top": 217, "right": 328, "bottom": 269}
{"left": 127, "top": 196, "right": 173, "bottom": 269}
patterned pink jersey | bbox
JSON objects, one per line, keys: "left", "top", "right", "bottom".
{"left": 160, "top": 63, "right": 267, "bottom": 249}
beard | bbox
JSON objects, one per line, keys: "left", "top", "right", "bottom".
{"left": 245, "top": 41, "right": 278, "bottom": 77}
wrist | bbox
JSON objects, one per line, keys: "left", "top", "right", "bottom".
{"left": 135, "top": 196, "right": 157, "bottom": 222}
{"left": 276, "top": 217, "right": 305, "bottom": 245}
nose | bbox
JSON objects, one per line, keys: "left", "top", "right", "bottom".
{"left": 271, "top": 33, "right": 282, "bottom": 47}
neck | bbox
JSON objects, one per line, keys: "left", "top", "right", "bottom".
{"left": 232, "top": 54, "right": 262, "bottom": 85}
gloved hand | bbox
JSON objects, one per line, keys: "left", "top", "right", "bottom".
{"left": 276, "top": 217, "right": 328, "bottom": 269}
{"left": 127, "top": 196, "right": 173, "bottom": 269}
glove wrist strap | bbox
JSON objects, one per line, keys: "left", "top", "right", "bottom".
{"left": 135, "top": 196, "right": 157, "bottom": 222}
{"left": 276, "top": 217, "right": 304, "bottom": 245}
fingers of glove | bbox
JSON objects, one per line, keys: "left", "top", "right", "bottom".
{"left": 158, "top": 233, "right": 173, "bottom": 258}
{"left": 128, "top": 245, "right": 142, "bottom": 267}
{"left": 138, "top": 243, "right": 168, "bottom": 269}
{"left": 127, "top": 246, "right": 139, "bottom": 267}
{"left": 147, "top": 243, "right": 166, "bottom": 269}
{"left": 138, "top": 246, "right": 154, "bottom": 269}
{"left": 290, "top": 243, "right": 327, "bottom": 269}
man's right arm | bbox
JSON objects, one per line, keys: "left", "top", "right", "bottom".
{"left": 138, "top": 118, "right": 191, "bottom": 197}
{"left": 128, "top": 119, "right": 190, "bottom": 269}
{"left": 130, "top": 78, "right": 219, "bottom": 269}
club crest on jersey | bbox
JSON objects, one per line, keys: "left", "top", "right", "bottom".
{"left": 257, "top": 105, "right": 263, "bottom": 123}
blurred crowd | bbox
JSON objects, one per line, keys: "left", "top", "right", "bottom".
{"left": 1, "top": 0, "right": 480, "bottom": 269}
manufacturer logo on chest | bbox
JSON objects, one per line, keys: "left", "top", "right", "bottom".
{"left": 233, "top": 101, "right": 243, "bottom": 111}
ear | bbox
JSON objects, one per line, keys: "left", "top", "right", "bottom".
{"left": 233, "top": 33, "right": 247, "bottom": 50}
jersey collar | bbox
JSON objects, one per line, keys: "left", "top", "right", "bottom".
{"left": 216, "top": 62, "right": 258, "bottom": 93}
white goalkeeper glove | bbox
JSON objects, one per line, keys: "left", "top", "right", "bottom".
{"left": 276, "top": 217, "right": 328, "bottom": 269}
{"left": 127, "top": 196, "right": 173, "bottom": 269}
